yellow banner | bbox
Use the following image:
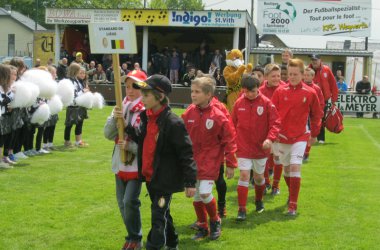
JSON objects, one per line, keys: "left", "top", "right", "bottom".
{"left": 121, "top": 10, "right": 169, "bottom": 26}
{"left": 33, "top": 31, "right": 55, "bottom": 66}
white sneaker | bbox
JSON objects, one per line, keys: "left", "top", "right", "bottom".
{"left": 14, "top": 152, "right": 29, "bottom": 159}
{"left": 318, "top": 140, "right": 325, "bottom": 144}
{"left": 0, "top": 161, "right": 13, "bottom": 169}
{"left": 38, "top": 149, "right": 50, "bottom": 154}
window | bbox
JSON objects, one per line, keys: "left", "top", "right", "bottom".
{"left": 8, "top": 34, "right": 15, "bottom": 56}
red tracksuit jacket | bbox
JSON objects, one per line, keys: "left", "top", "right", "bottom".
{"left": 259, "top": 80, "right": 287, "bottom": 99}
{"left": 271, "top": 82, "right": 323, "bottom": 144}
{"left": 182, "top": 102, "right": 237, "bottom": 180}
{"left": 305, "top": 81, "right": 325, "bottom": 112}
{"left": 309, "top": 63, "right": 338, "bottom": 103}
{"left": 232, "top": 93, "right": 281, "bottom": 159}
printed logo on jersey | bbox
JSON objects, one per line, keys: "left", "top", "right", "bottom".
{"left": 303, "top": 97, "right": 307, "bottom": 103}
{"left": 205, "top": 119, "right": 214, "bottom": 129}
{"left": 187, "top": 119, "right": 195, "bottom": 123}
{"left": 238, "top": 108, "right": 246, "bottom": 111}
{"left": 257, "top": 106, "right": 264, "bottom": 116}
{"left": 158, "top": 196, "right": 166, "bottom": 208}
{"left": 323, "top": 72, "right": 327, "bottom": 78}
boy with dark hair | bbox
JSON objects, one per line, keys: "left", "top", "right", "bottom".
{"left": 182, "top": 76, "right": 237, "bottom": 241}
{"left": 131, "top": 75, "right": 197, "bottom": 250}
{"left": 232, "top": 75, "right": 280, "bottom": 220}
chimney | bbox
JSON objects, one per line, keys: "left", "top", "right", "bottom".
{"left": 4, "top": 4, "right": 11, "bottom": 13}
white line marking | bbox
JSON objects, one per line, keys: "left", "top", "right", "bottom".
{"left": 359, "top": 125, "right": 380, "bottom": 150}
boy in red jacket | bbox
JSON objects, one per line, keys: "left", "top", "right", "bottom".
{"left": 182, "top": 76, "right": 237, "bottom": 241}
{"left": 303, "top": 68, "right": 325, "bottom": 162}
{"left": 259, "top": 64, "right": 287, "bottom": 196}
{"left": 232, "top": 75, "right": 281, "bottom": 220}
{"left": 272, "top": 59, "right": 323, "bottom": 215}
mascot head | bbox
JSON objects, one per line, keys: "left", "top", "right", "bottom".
{"left": 225, "top": 49, "right": 246, "bottom": 68}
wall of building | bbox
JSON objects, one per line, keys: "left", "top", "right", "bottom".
{"left": 0, "top": 16, "right": 33, "bottom": 57}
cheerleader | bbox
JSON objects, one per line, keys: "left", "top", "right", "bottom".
{"left": 43, "top": 66, "right": 59, "bottom": 150}
{"left": 64, "top": 63, "right": 89, "bottom": 147}
{"left": 9, "top": 58, "right": 29, "bottom": 159}
{"left": 0, "top": 65, "right": 15, "bottom": 168}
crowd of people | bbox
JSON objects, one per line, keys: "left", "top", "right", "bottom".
{"left": 56, "top": 40, "right": 227, "bottom": 88}
{"left": 101, "top": 48, "right": 342, "bottom": 250}
{"left": 0, "top": 57, "right": 94, "bottom": 169}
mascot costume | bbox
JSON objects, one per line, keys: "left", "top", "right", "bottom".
{"left": 223, "top": 49, "right": 253, "bottom": 112}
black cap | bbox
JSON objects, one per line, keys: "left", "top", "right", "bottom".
{"left": 310, "top": 54, "right": 321, "bottom": 60}
{"left": 134, "top": 74, "right": 172, "bottom": 95}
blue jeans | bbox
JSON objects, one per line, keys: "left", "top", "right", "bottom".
{"left": 115, "top": 176, "right": 142, "bottom": 242}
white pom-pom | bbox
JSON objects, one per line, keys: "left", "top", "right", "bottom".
{"left": 47, "top": 95, "right": 63, "bottom": 115}
{"left": 10, "top": 80, "right": 40, "bottom": 108}
{"left": 31, "top": 103, "right": 51, "bottom": 125}
{"left": 92, "top": 92, "right": 105, "bottom": 109}
{"left": 21, "top": 69, "right": 57, "bottom": 98}
{"left": 57, "top": 79, "right": 74, "bottom": 107}
{"left": 75, "top": 91, "right": 94, "bottom": 109}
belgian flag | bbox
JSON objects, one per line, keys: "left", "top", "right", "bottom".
{"left": 111, "top": 40, "right": 125, "bottom": 49}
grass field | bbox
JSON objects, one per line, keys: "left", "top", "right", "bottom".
{"left": 1, "top": 106, "right": 380, "bottom": 250}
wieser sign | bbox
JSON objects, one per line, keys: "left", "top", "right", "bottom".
{"left": 257, "top": 0, "right": 371, "bottom": 36}
{"left": 88, "top": 22, "right": 137, "bottom": 54}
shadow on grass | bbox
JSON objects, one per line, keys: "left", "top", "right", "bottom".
{"left": 13, "top": 162, "right": 31, "bottom": 167}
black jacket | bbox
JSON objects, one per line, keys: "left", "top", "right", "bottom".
{"left": 128, "top": 106, "right": 197, "bottom": 194}
{"left": 356, "top": 80, "right": 371, "bottom": 94}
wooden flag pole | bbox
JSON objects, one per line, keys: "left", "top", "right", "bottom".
{"left": 112, "top": 54, "right": 126, "bottom": 163}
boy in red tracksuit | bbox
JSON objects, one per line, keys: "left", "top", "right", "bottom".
{"left": 233, "top": 75, "right": 281, "bottom": 220}
{"left": 303, "top": 68, "right": 325, "bottom": 162}
{"left": 259, "top": 64, "right": 287, "bottom": 196}
{"left": 182, "top": 76, "right": 237, "bottom": 241}
{"left": 271, "top": 59, "right": 323, "bottom": 216}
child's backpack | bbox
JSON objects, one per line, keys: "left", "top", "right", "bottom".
{"left": 324, "top": 105, "right": 344, "bottom": 134}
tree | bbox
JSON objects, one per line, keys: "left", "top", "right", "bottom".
{"left": 149, "top": 0, "right": 204, "bottom": 10}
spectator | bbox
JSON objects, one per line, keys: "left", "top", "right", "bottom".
{"left": 87, "top": 61, "right": 96, "bottom": 82}
{"left": 57, "top": 58, "right": 68, "bottom": 80}
{"left": 73, "top": 52, "right": 89, "bottom": 71}
{"left": 169, "top": 50, "right": 180, "bottom": 84}
{"left": 337, "top": 76, "right": 348, "bottom": 93}
{"left": 212, "top": 49, "right": 223, "bottom": 69}
{"left": 47, "top": 58, "right": 54, "bottom": 67}
{"left": 215, "top": 68, "right": 226, "bottom": 86}
{"left": 134, "top": 62, "right": 141, "bottom": 71}
{"left": 309, "top": 54, "right": 338, "bottom": 144}
{"left": 194, "top": 48, "right": 210, "bottom": 74}
{"left": 281, "top": 48, "right": 293, "bottom": 66}
{"left": 102, "top": 54, "right": 113, "bottom": 72}
{"left": 121, "top": 63, "right": 130, "bottom": 75}
{"left": 355, "top": 75, "right": 371, "bottom": 118}
{"left": 182, "top": 68, "right": 196, "bottom": 87}
{"left": 335, "top": 69, "right": 343, "bottom": 82}
{"left": 209, "top": 62, "right": 217, "bottom": 76}
{"left": 91, "top": 64, "right": 107, "bottom": 84}
{"left": 35, "top": 58, "right": 41, "bottom": 68}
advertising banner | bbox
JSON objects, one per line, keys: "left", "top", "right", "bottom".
{"left": 120, "top": 10, "right": 169, "bottom": 26}
{"left": 33, "top": 31, "right": 55, "bottom": 66}
{"left": 333, "top": 93, "right": 380, "bottom": 112}
{"left": 257, "top": 0, "right": 371, "bottom": 36}
{"left": 88, "top": 22, "right": 137, "bottom": 54}
{"left": 169, "top": 11, "right": 246, "bottom": 27}
{"left": 46, "top": 8, "right": 247, "bottom": 28}
{"left": 46, "top": 9, "right": 120, "bottom": 25}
